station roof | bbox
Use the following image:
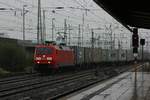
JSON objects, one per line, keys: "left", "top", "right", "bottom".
{"left": 94, "top": 0, "right": 150, "bottom": 31}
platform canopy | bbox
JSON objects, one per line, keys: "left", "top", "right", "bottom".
{"left": 94, "top": 0, "right": 150, "bottom": 30}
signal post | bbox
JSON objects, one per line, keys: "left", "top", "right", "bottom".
{"left": 132, "top": 28, "right": 139, "bottom": 75}
{"left": 132, "top": 28, "right": 139, "bottom": 58}
{"left": 132, "top": 28, "right": 139, "bottom": 99}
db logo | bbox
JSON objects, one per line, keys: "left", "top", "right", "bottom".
{"left": 43, "top": 55, "right": 46, "bottom": 57}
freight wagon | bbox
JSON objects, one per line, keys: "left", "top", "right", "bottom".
{"left": 34, "top": 43, "right": 144, "bottom": 72}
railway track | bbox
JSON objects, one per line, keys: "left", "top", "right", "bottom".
{"left": 0, "top": 64, "right": 138, "bottom": 100}
{"left": 49, "top": 64, "right": 142, "bottom": 100}
{"left": 0, "top": 69, "right": 95, "bottom": 100}
{"left": 0, "top": 72, "right": 40, "bottom": 85}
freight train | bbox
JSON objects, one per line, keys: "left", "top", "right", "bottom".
{"left": 34, "top": 43, "right": 149, "bottom": 72}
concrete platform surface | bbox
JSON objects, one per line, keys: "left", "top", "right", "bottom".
{"left": 66, "top": 71, "right": 150, "bottom": 100}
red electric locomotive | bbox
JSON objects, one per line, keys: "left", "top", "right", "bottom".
{"left": 34, "top": 44, "right": 75, "bottom": 71}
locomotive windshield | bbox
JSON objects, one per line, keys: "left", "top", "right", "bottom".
{"left": 36, "top": 47, "right": 52, "bottom": 55}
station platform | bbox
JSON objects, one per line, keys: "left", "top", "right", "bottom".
{"left": 63, "top": 64, "right": 150, "bottom": 100}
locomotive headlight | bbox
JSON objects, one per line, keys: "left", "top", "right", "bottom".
{"left": 47, "top": 57, "right": 52, "bottom": 60}
{"left": 36, "top": 57, "right": 41, "bottom": 60}
{"left": 48, "top": 61, "right": 51, "bottom": 64}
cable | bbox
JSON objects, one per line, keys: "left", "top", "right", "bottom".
{"left": 58, "top": 0, "right": 104, "bottom": 24}
{"left": 1, "top": 0, "right": 102, "bottom": 25}
{"left": 0, "top": 1, "right": 38, "bottom": 24}
{"left": 0, "top": 16, "right": 37, "bottom": 29}
{"left": 15, "top": 0, "right": 38, "bottom": 8}
{"left": 15, "top": 0, "right": 103, "bottom": 26}
{"left": 0, "top": 0, "right": 39, "bottom": 19}
{"left": 0, "top": 0, "right": 108, "bottom": 41}
{"left": 72, "top": 0, "right": 109, "bottom": 23}
{"left": 0, "top": 1, "right": 22, "bottom": 11}
{"left": 83, "top": 0, "right": 91, "bottom": 5}
{"left": 15, "top": 0, "right": 65, "bottom": 24}
{"left": 54, "top": 9, "right": 102, "bottom": 24}
{"left": 0, "top": 2, "right": 38, "bottom": 34}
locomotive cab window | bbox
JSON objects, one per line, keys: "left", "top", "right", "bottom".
{"left": 36, "top": 47, "right": 52, "bottom": 55}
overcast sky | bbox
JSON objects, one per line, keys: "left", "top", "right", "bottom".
{"left": 0, "top": 0, "right": 150, "bottom": 49}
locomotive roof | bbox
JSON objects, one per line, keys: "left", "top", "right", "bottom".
{"left": 36, "top": 44, "right": 72, "bottom": 51}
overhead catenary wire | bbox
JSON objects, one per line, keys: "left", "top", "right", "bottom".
{"left": 72, "top": 0, "right": 110, "bottom": 24}
{"left": 0, "top": 1, "right": 41, "bottom": 39}
{"left": 1, "top": 0, "right": 105, "bottom": 26}
{"left": 0, "top": 1, "right": 38, "bottom": 27}
{"left": 0, "top": 0, "right": 127, "bottom": 44}
{"left": 58, "top": 0, "right": 105, "bottom": 24}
